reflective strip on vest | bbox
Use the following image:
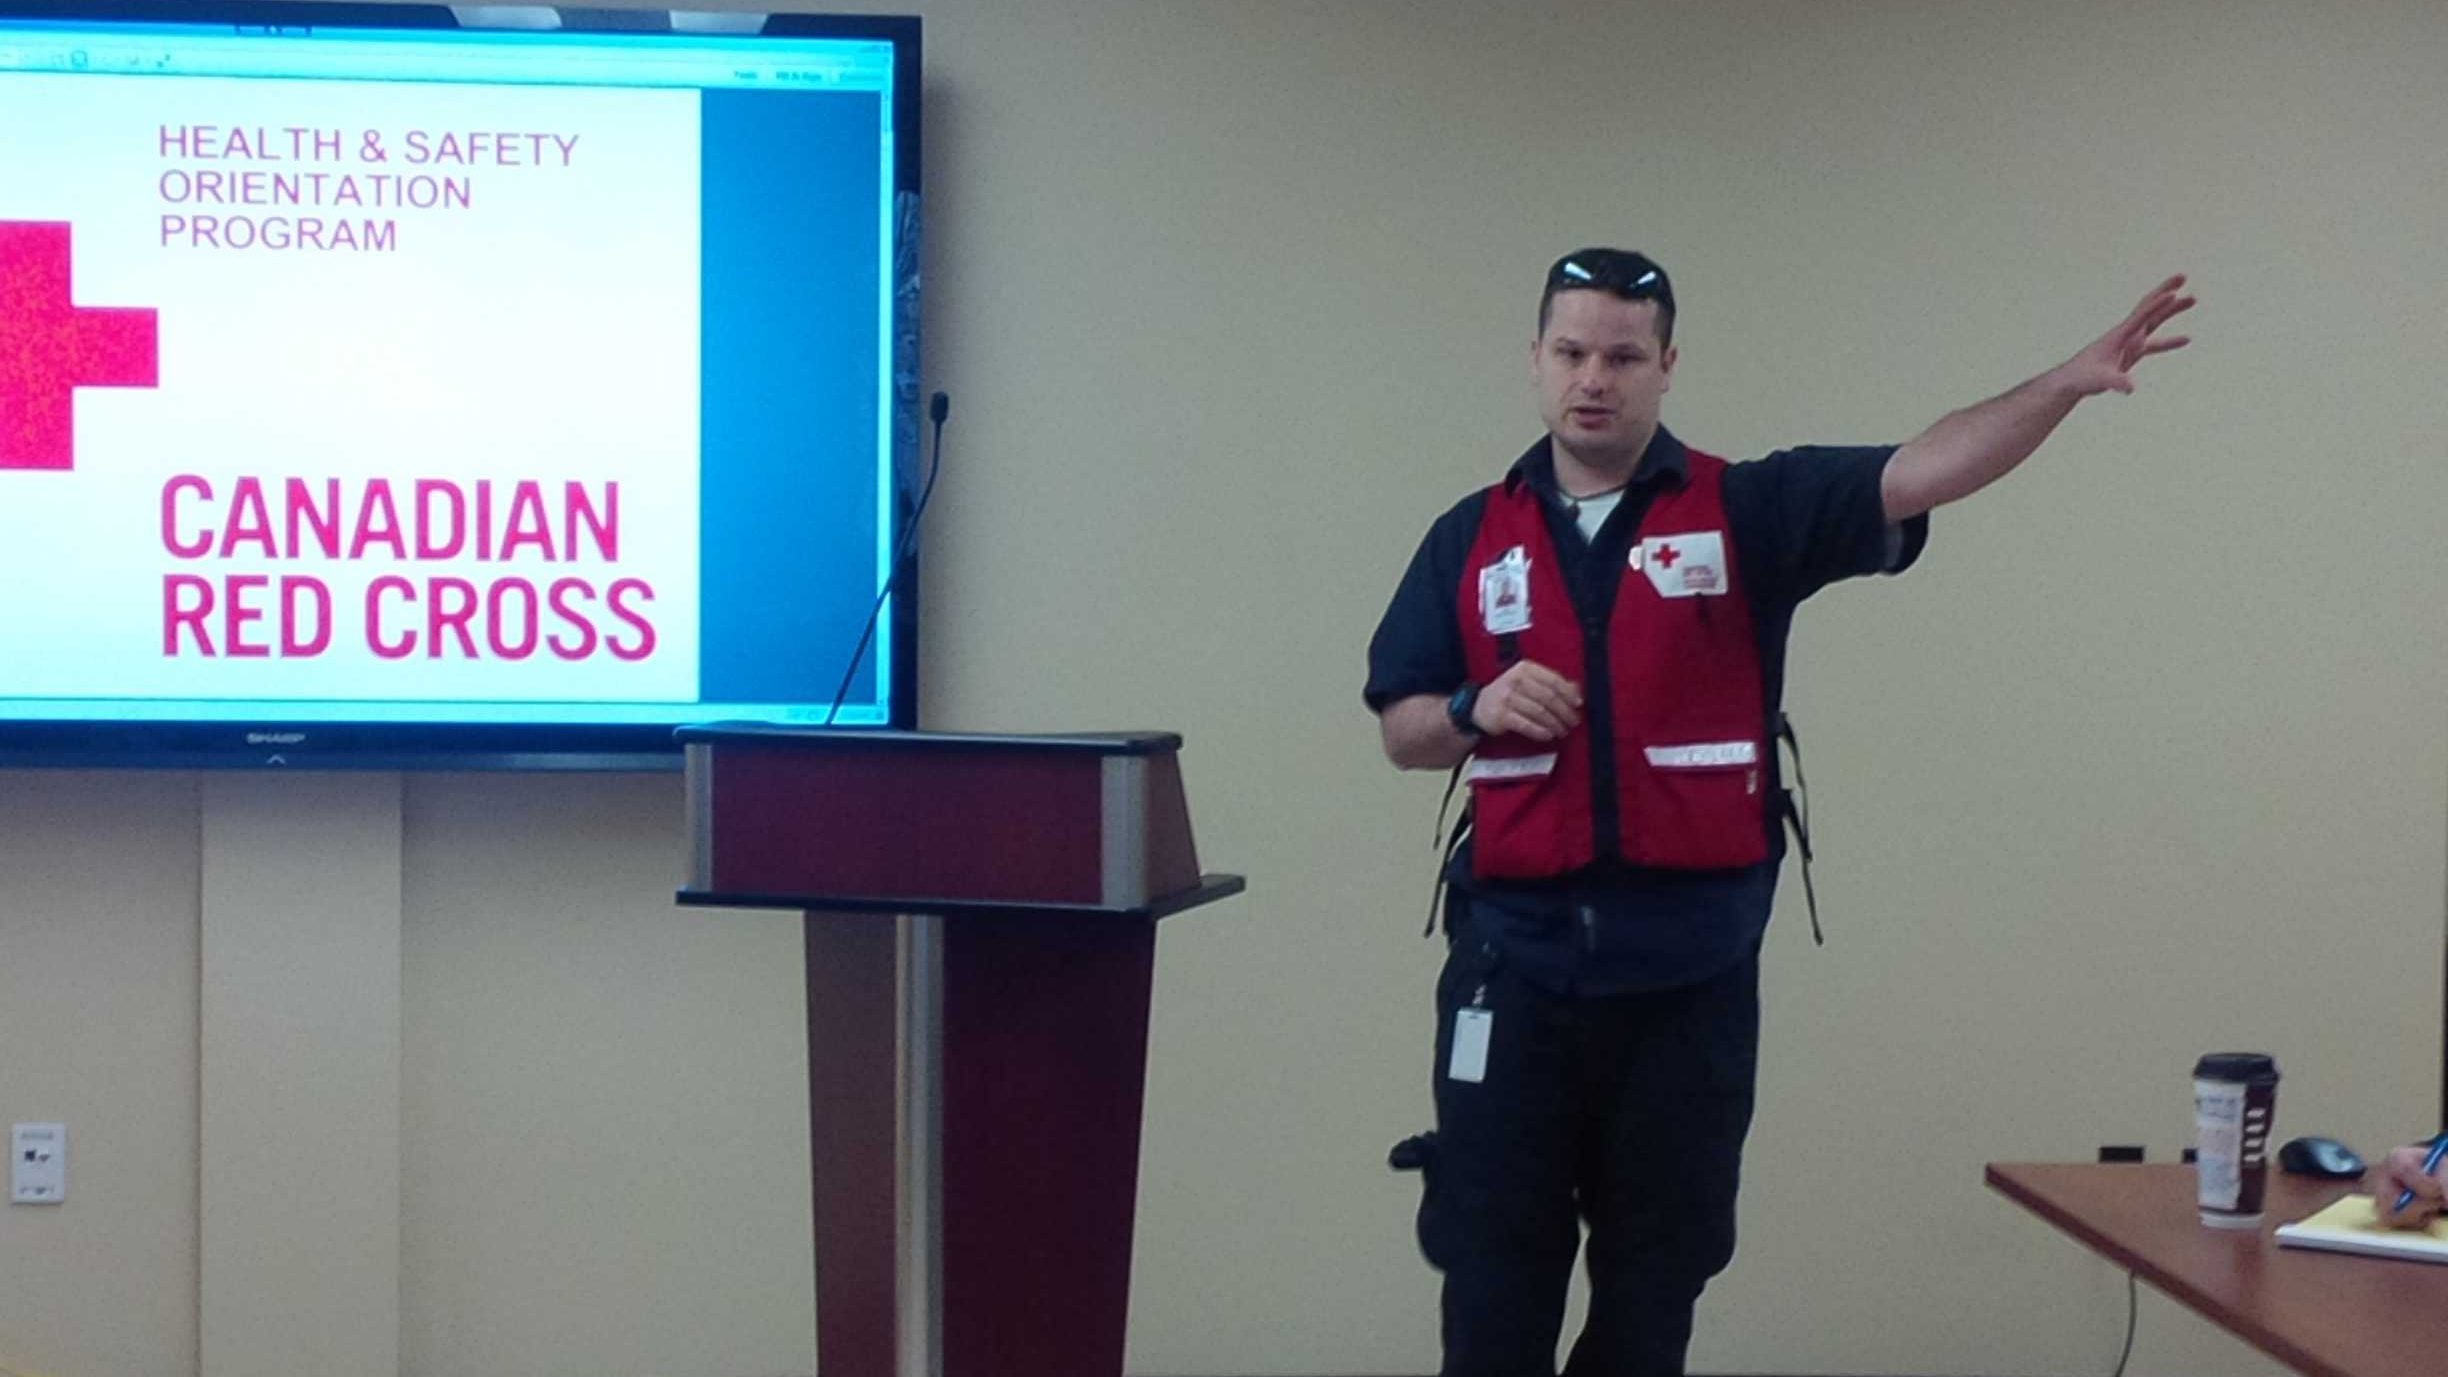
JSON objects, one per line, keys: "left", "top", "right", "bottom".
{"left": 1643, "top": 741, "right": 1758, "bottom": 769}
{"left": 1465, "top": 753, "right": 1559, "bottom": 783}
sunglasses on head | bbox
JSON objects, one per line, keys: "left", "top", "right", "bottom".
{"left": 1547, "top": 250, "right": 1673, "bottom": 308}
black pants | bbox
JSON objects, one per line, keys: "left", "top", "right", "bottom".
{"left": 1421, "top": 927, "right": 1761, "bottom": 1377}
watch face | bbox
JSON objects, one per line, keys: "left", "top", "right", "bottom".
{"left": 1448, "top": 686, "right": 1478, "bottom": 731}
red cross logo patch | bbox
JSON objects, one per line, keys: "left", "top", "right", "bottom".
{"left": 0, "top": 221, "right": 161, "bottom": 472}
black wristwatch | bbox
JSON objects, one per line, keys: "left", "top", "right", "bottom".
{"left": 1445, "top": 683, "right": 1484, "bottom": 738}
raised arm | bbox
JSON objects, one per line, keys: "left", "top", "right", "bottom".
{"left": 1881, "top": 275, "right": 2195, "bottom": 522}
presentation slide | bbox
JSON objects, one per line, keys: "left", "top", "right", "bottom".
{"left": 0, "top": 18, "right": 906, "bottom": 734}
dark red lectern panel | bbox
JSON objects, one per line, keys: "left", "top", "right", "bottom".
{"left": 678, "top": 727, "right": 1241, "bottom": 1377}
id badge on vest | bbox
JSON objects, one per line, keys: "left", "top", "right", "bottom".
{"left": 1478, "top": 545, "right": 1532, "bottom": 634}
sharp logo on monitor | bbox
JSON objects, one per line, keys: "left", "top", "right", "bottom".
{"left": 0, "top": 220, "right": 162, "bottom": 472}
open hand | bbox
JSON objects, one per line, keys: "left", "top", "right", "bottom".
{"left": 2058, "top": 274, "right": 2195, "bottom": 397}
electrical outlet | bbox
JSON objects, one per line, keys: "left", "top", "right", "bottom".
{"left": 12, "top": 1123, "right": 66, "bottom": 1204}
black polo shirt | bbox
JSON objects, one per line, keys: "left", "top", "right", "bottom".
{"left": 1364, "top": 426, "right": 1928, "bottom": 994}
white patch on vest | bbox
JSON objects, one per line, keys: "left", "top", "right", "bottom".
{"left": 1643, "top": 741, "right": 1758, "bottom": 769}
{"left": 1638, "top": 531, "right": 1728, "bottom": 599}
{"left": 1479, "top": 545, "right": 1533, "bottom": 634}
{"left": 1465, "top": 753, "right": 1558, "bottom": 783}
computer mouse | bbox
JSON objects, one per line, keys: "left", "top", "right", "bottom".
{"left": 2278, "top": 1136, "right": 2366, "bottom": 1179}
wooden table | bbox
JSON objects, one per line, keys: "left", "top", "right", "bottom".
{"left": 1986, "top": 1163, "right": 2448, "bottom": 1377}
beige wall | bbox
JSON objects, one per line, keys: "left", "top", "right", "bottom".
{"left": 0, "top": 777, "right": 199, "bottom": 1377}
{"left": 3, "top": 2, "right": 2445, "bottom": 1374}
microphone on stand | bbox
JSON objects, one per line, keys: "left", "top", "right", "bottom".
{"left": 822, "top": 390, "right": 949, "bottom": 726}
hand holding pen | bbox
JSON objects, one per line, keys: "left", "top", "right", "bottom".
{"left": 2375, "top": 1135, "right": 2448, "bottom": 1230}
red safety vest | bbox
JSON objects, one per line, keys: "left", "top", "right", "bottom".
{"left": 1455, "top": 451, "right": 1770, "bottom": 878}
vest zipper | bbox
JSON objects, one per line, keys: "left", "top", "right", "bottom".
{"left": 1581, "top": 606, "right": 1616, "bottom": 868}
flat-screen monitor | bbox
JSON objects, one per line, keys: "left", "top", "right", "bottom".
{"left": 0, "top": 2, "right": 921, "bottom": 769}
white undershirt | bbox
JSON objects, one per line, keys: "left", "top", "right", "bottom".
{"left": 1569, "top": 489, "right": 1623, "bottom": 542}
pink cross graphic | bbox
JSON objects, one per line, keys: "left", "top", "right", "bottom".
{"left": 1, "top": 221, "right": 160, "bottom": 472}
{"left": 1651, "top": 542, "right": 1680, "bottom": 570}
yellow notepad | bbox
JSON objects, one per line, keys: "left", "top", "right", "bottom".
{"left": 2274, "top": 1194, "right": 2448, "bottom": 1264}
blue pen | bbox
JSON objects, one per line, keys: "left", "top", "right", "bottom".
{"left": 2391, "top": 1133, "right": 2448, "bottom": 1216}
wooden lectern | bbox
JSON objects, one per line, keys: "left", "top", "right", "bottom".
{"left": 674, "top": 725, "right": 1243, "bottom": 1377}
